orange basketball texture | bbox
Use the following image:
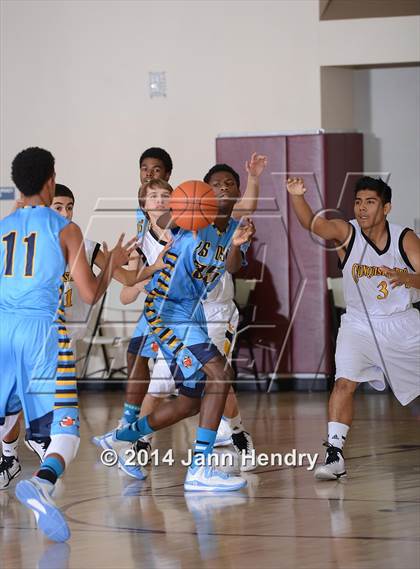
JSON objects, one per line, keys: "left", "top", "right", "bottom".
{"left": 169, "top": 181, "right": 218, "bottom": 231}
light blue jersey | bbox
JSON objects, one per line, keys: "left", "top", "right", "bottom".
{"left": 0, "top": 205, "right": 78, "bottom": 438}
{"left": 146, "top": 217, "right": 240, "bottom": 305}
{"left": 131, "top": 218, "right": 242, "bottom": 395}
{"left": 0, "top": 206, "right": 69, "bottom": 319}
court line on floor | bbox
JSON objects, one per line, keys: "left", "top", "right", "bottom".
{"left": 5, "top": 522, "right": 419, "bottom": 543}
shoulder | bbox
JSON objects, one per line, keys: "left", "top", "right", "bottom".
{"left": 396, "top": 226, "right": 419, "bottom": 271}
{"left": 60, "top": 221, "right": 83, "bottom": 241}
{"left": 0, "top": 209, "right": 18, "bottom": 228}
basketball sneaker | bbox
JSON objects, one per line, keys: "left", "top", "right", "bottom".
{"left": 314, "top": 443, "right": 347, "bottom": 480}
{"left": 231, "top": 431, "right": 255, "bottom": 472}
{"left": 117, "top": 442, "right": 148, "bottom": 481}
{"left": 0, "top": 454, "right": 21, "bottom": 490}
{"left": 98, "top": 431, "right": 148, "bottom": 480}
{"left": 91, "top": 430, "right": 114, "bottom": 449}
{"left": 25, "top": 437, "right": 50, "bottom": 462}
{"left": 214, "top": 418, "right": 232, "bottom": 448}
{"left": 132, "top": 438, "right": 152, "bottom": 463}
{"left": 92, "top": 418, "right": 130, "bottom": 449}
{"left": 184, "top": 464, "right": 247, "bottom": 492}
{"left": 15, "top": 477, "right": 70, "bottom": 542}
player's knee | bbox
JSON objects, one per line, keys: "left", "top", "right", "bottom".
{"left": 0, "top": 412, "right": 20, "bottom": 439}
{"left": 45, "top": 434, "right": 80, "bottom": 468}
{"left": 223, "top": 364, "right": 235, "bottom": 386}
{"left": 335, "top": 378, "right": 358, "bottom": 394}
{"left": 126, "top": 351, "right": 136, "bottom": 376}
{"left": 185, "top": 398, "right": 201, "bottom": 417}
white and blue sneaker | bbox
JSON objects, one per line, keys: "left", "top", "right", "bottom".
{"left": 214, "top": 418, "right": 232, "bottom": 448}
{"left": 15, "top": 477, "right": 70, "bottom": 542}
{"left": 91, "top": 430, "right": 114, "bottom": 450}
{"left": 97, "top": 432, "right": 148, "bottom": 480}
{"left": 92, "top": 418, "right": 130, "bottom": 449}
{"left": 184, "top": 465, "right": 247, "bottom": 492}
{"left": 117, "top": 442, "right": 147, "bottom": 481}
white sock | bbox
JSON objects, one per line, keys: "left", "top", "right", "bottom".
{"left": 328, "top": 422, "right": 349, "bottom": 450}
{"left": 226, "top": 413, "right": 243, "bottom": 434}
{"left": 2, "top": 437, "right": 18, "bottom": 458}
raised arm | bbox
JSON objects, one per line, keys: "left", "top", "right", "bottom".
{"left": 287, "top": 177, "right": 350, "bottom": 244}
{"left": 226, "top": 218, "right": 256, "bottom": 274}
{"left": 60, "top": 223, "right": 134, "bottom": 305}
{"left": 232, "top": 153, "right": 268, "bottom": 220}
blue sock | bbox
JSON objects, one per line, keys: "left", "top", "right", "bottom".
{"left": 37, "top": 456, "right": 64, "bottom": 485}
{"left": 121, "top": 402, "right": 140, "bottom": 425}
{"left": 116, "top": 415, "right": 154, "bottom": 442}
{"left": 192, "top": 427, "right": 217, "bottom": 468}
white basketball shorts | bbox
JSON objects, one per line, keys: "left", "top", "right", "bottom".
{"left": 335, "top": 308, "right": 420, "bottom": 405}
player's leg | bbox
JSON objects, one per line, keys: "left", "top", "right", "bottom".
{"left": 314, "top": 378, "right": 358, "bottom": 480}
{"left": 92, "top": 329, "right": 152, "bottom": 446}
{"left": 315, "top": 316, "right": 382, "bottom": 480}
{"left": 0, "top": 318, "right": 23, "bottom": 490}
{"left": 131, "top": 354, "right": 176, "bottom": 460}
{"left": 184, "top": 353, "right": 246, "bottom": 491}
{"left": 211, "top": 306, "right": 255, "bottom": 469}
{"left": 205, "top": 304, "right": 255, "bottom": 467}
{"left": 117, "top": 343, "right": 145, "bottom": 427}
{"left": 114, "top": 308, "right": 246, "bottom": 491}
{"left": 117, "top": 355, "right": 177, "bottom": 479}
{"left": 15, "top": 323, "right": 79, "bottom": 542}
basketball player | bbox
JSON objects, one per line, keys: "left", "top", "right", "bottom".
{"left": 95, "top": 148, "right": 266, "bottom": 476}
{"left": 0, "top": 147, "right": 135, "bottom": 540}
{"left": 0, "top": 183, "right": 168, "bottom": 488}
{"left": 287, "top": 176, "right": 420, "bottom": 480}
{"left": 104, "top": 178, "right": 256, "bottom": 491}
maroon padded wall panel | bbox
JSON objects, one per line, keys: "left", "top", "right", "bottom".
{"left": 286, "top": 135, "right": 330, "bottom": 374}
{"left": 325, "top": 133, "right": 364, "bottom": 278}
{"left": 216, "top": 136, "right": 291, "bottom": 373}
{"left": 216, "top": 133, "right": 363, "bottom": 377}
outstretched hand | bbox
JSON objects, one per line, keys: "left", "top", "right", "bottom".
{"left": 103, "top": 233, "right": 137, "bottom": 269}
{"left": 232, "top": 217, "right": 256, "bottom": 246}
{"left": 246, "top": 153, "right": 268, "bottom": 178}
{"left": 287, "top": 177, "right": 306, "bottom": 196}
{"left": 152, "top": 241, "right": 173, "bottom": 272}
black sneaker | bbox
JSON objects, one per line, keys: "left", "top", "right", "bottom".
{"left": 132, "top": 439, "right": 152, "bottom": 464}
{"left": 314, "top": 442, "right": 346, "bottom": 480}
{"left": 25, "top": 437, "right": 51, "bottom": 462}
{"left": 0, "top": 454, "right": 22, "bottom": 490}
{"left": 231, "top": 431, "right": 255, "bottom": 472}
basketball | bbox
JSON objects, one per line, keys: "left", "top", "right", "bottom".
{"left": 169, "top": 180, "right": 218, "bottom": 231}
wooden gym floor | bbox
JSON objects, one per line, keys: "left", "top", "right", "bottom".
{"left": 1, "top": 391, "right": 419, "bottom": 569}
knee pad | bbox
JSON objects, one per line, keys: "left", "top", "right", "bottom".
{"left": 45, "top": 434, "right": 80, "bottom": 467}
{"left": 0, "top": 413, "right": 20, "bottom": 440}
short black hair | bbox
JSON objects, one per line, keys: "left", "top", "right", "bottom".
{"left": 55, "top": 183, "right": 75, "bottom": 204}
{"left": 11, "top": 147, "right": 55, "bottom": 197}
{"left": 139, "top": 147, "right": 173, "bottom": 174}
{"left": 203, "top": 164, "right": 240, "bottom": 188}
{"left": 355, "top": 176, "right": 392, "bottom": 205}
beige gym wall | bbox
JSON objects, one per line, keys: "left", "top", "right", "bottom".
{"left": 1, "top": 1, "right": 419, "bottom": 238}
